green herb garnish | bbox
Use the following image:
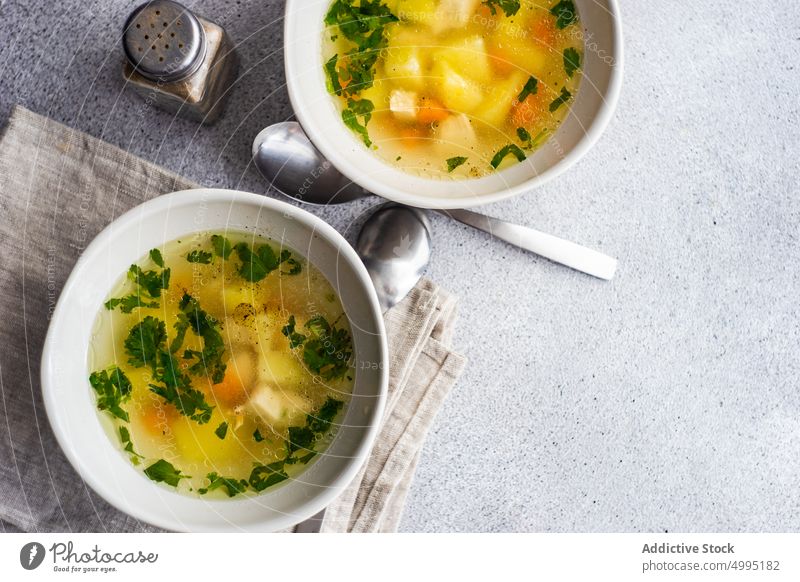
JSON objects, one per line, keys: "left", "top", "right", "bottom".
{"left": 307, "top": 397, "right": 344, "bottom": 434}
{"left": 563, "top": 47, "right": 581, "bottom": 77}
{"left": 88, "top": 367, "right": 132, "bottom": 422}
{"left": 233, "top": 242, "right": 297, "bottom": 282}
{"left": 550, "top": 0, "right": 578, "bottom": 29}
{"left": 123, "top": 313, "right": 214, "bottom": 424}
{"left": 253, "top": 428, "right": 265, "bottom": 442}
{"left": 148, "top": 350, "right": 213, "bottom": 424}
{"left": 324, "top": 54, "right": 343, "bottom": 96}
{"left": 105, "top": 254, "right": 170, "bottom": 312}
{"left": 482, "top": 0, "right": 520, "bottom": 16}
{"left": 249, "top": 460, "right": 289, "bottom": 492}
{"left": 186, "top": 250, "right": 213, "bottom": 264}
{"left": 210, "top": 234, "right": 233, "bottom": 259}
{"left": 119, "top": 426, "right": 143, "bottom": 464}
{"left": 215, "top": 422, "right": 228, "bottom": 440}
{"left": 324, "top": 0, "right": 397, "bottom": 97}
{"left": 446, "top": 156, "right": 468, "bottom": 172}
{"left": 149, "top": 248, "right": 164, "bottom": 267}
{"left": 199, "top": 472, "right": 248, "bottom": 497}
{"left": 281, "top": 315, "right": 307, "bottom": 349}
{"left": 517, "top": 127, "right": 532, "bottom": 143}
{"left": 517, "top": 76, "right": 538, "bottom": 102}
{"left": 178, "top": 293, "right": 227, "bottom": 384}
{"left": 124, "top": 316, "right": 167, "bottom": 369}
{"left": 342, "top": 98, "right": 375, "bottom": 147}
{"left": 283, "top": 315, "right": 353, "bottom": 380}
{"left": 490, "top": 144, "right": 527, "bottom": 169}
{"left": 144, "top": 459, "right": 187, "bottom": 487}
{"left": 128, "top": 264, "right": 171, "bottom": 299}
{"left": 549, "top": 87, "right": 572, "bottom": 112}
{"left": 104, "top": 295, "right": 159, "bottom": 314}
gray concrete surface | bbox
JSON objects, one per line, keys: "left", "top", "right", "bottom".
{"left": 1, "top": 0, "right": 798, "bottom": 532}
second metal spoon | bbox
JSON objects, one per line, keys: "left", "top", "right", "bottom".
{"left": 253, "top": 122, "right": 617, "bottom": 280}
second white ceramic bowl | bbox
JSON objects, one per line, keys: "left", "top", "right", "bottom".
{"left": 41, "top": 189, "right": 388, "bottom": 532}
{"left": 284, "top": 0, "right": 623, "bottom": 209}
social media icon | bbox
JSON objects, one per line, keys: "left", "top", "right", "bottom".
{"left": 20, "top": 542, "right": 46, "bottom": 570}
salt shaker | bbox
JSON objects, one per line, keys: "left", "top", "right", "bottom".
{"left": 122, "top": 0, "right": 238, "bottom": 123}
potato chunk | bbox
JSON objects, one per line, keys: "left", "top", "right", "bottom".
{"left": 432, "top": 61, "right": 484, "bottom": 113}
{"left": 472, "top": 71, "right": 527, "bottom": 128}
{"left": 436, "top": 35, "right": 492, "bottom": 83}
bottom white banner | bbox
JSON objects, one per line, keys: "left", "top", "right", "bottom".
{"left": 1, "top": 533, "right": 797, "bottom": 581}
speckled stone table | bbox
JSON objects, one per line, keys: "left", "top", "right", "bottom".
{"left": 1, "top": 0, "right": 798, "bottom": 532}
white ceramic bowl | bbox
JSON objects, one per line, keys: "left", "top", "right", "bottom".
{"left": 41, "top": 189, "right": 388, "bottom": 532}
{"left": 284, "top": 0, "right": 623, "bottom": 209}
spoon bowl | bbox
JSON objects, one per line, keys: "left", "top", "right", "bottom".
{"left": 252, "top": 122, "right": 364, "bottom": 205}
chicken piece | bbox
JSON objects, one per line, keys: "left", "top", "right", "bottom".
{"left": 245, "top": 383, "right": 311, "bottom": 427}
{"left": 390, "top": 89, "right": 419, "bottom": 122}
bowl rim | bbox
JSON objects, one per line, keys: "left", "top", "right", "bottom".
{"left": 40, "top": 188, "right": 389, "bottom": 532}
{"left": 283, "top": 0, "right": 625, "bottom": 209}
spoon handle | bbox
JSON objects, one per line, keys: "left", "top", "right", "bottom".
{"left": 436, "top": 208, "right": 618, "bottom": 280}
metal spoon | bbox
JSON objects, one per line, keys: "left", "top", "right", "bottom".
{"left": 253, "top": 122, "right": 617, "bottom": 280}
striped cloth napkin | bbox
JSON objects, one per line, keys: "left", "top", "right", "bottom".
{"left": 0, "top": 106, "right": 466, "bottom": 533}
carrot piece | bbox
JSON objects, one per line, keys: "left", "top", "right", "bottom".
{"left": 141, "top": 404, "right": 177, "bottom": 436}
{"left": 488, "top": 47, "right": 515, "bottom": 75}
{"left": 212, "top": 365, "right": 248, "bottom": 407}
{"left": 530, "top": 16, "right": 556, "bottom": 50}
{"left": 417, "top": 98, "right": 449, "bottom": 124}
{"left": 511, "top": 93, "right": 546, "bottom": 128}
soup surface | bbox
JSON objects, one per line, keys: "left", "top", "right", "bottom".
{"left": 322, "top": 0, "right": 583, "bottom": 178}
{"left": 88, "top": 231, "right": 354, "bottom": 498}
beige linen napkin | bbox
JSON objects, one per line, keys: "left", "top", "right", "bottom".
{"left": 0, "top": 106, "right": 465, "bottom": 533}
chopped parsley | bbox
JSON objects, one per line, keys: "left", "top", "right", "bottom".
{"left": 186, "top": 250, "right": 213, "bottom": 264}
{"left": 307, "top": 397, "right": 344, "bottom": 434}
{"left": 324, "top": 0, "right": 396, "bottom": 145}
{"left": 105, "top": 253, "right": 170, "bottom": 313}
{"left": 215, "top": 421, "right": 228, "bottom": 440}
{"left": 128, "top": 264, "right": 170, "bottom": 299}
{"left": 482, "top": 0, "right": 520, "bottom": 16}
{"left": 123, "top": 313, "right": 214, "bottom": 424}
{"left": 143, "top": 459, "right": 187, "bottom": 487}
{"left": 446, "top": 156, "right": 468, "bottom": 172}
{"left": 149, "top": 248, "right": 164, "bottom": 267}
{"left": 199, "top": 472, "right": 248, "bottom": 497}
{"left": 88, "top": 367, "right": 132, "bottom": 422}
{"left": 253, "top": 428, "right": 265, "bottom": 442}
{"left": 283, "top": 315, "right": 353, "bottom": 380}
{"left": 249, "top": 460, "right": 289, "bottom": 492}
{"left": 233, "top": 241, "right": 299, "bottom": 282}
{"left": 517, "top": 76, "right": 539, "bottom": 102}
{"left": 103, "top": 295, "right": 158, "bottom": 314}
{"left": 549, "top": 87, "right": 572, "bottom": 112}
{"left": 119, "top": 426, "right": 142, "bottom": 464}
{"left": 490, "top": 144, "right": 527, "bottom": 169}
{"left": 550, "top": 0, "right": 578, "bottom": 29}
{"left": 324, "top": 0, "right": 397, "bottom": 97}
{"left": 178, "top": 293, "right": 227, "bottom": 384}
{"left": 124, "top": 316, "right": 167, "bottom": 369}
{"left": 342, "top": 98, "right": 375, "bottom": 147}
{"left": 281, "top": 315, "right": 307, "bottom": 349}
{"left": 324, "top": 54, "right": 343, "bottom": 96}
{"left": 563, "top": 47, "right": 581, "bottom": 77}
{"left": 210, "top": 234, "right": 233, "bottom": 259}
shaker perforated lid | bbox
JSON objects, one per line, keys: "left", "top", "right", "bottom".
{"left": 122, "top": 0, "right": 206, "bottom": 82}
